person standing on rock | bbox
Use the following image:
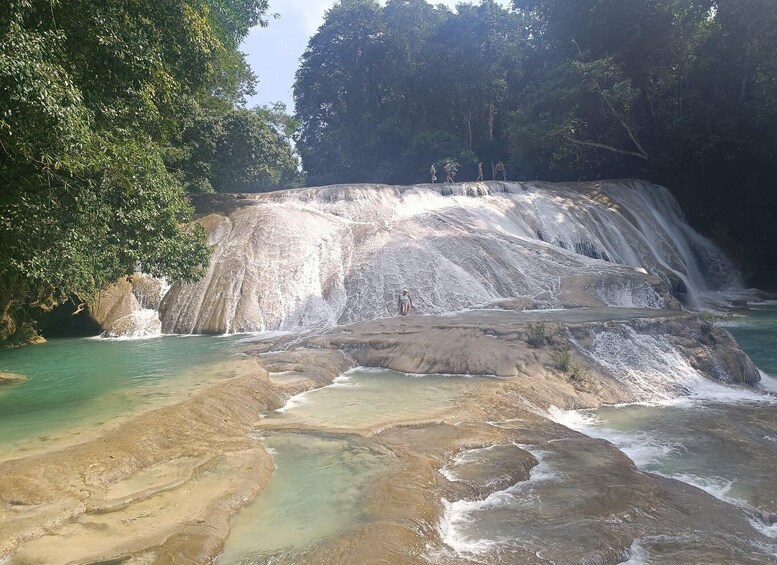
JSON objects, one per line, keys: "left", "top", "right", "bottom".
{"left": 398, "top": 289, "right": 414, "bottom": 316}
{"left": 495, "top": 161, "right": 504, "bottom": 181}
{"left": 476, "top": 161, "right": 484, "bottom": 181}
{"left": 430, "top": 163, "right": 437, "bottom": 183}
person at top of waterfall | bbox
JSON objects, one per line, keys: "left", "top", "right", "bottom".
{"left": 398, "top": 289, "right": 413, "bottom": 316}
{"left": 495, "top": 161, "right": 504, "bottom": 180}
{"left": 476, "top": 161, "right": 484, "bottom": 182}
{"left": 430, "top": 163, "right": 437, "bottom": 183}
{"left": 444, "top": 162, "right": 453, "bottom": 183}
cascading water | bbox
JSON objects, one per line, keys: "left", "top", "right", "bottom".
{"left": 155, "top": 180, "right": 741, "bottom": 335}
{"left": 99, "top": 275, "right": 170, "bottom": 339}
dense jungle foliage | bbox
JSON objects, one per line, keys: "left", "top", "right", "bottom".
{"left": 294, "top": 0, "right": 777, "bottom": 286}
{"left": 0, "top": 0, "right": 299, "bottom": 344}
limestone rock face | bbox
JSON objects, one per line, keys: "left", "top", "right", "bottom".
{"left": 130, "top": 274, "right": 167, "bottom": 310}
{"left": 90, "top": 279, "right": 139, "bottom": 330}
{"left": 160, "top": 180, "right": 741, "bottom": 335}
{"left": 693, "top": 326, "right": 762, "bottom": 386}
{"left": 89, "top": 276, "right": 165, "bottom": 338}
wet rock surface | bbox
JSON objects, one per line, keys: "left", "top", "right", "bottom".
{"left": 159, "top": 180, "right": 740, "bottom": 335}
{"left": 0, "top": 372, "right": 26, "bottom": 385}
{"left": 0, "top": 355, "right": 343, "bottom": 564}
{"left": 0, "top": 308, "right": 770, "bottom": 564}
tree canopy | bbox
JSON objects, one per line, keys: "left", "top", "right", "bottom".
{"left": 294, "top": 0, "right": 777, "bottom": 286}
{"left": 0, "top": 0, "right": 296, "bottom": 343}
{"left": 294, "top": 0, "right": 527, "bottom": 185}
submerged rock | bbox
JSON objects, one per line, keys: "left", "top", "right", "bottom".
{"left": 0, "top": 372, "right": 26, "bottom": 385}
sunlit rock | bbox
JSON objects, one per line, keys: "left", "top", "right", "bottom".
{"left": 161, "top": 180, "right": 741, "bottom": 334}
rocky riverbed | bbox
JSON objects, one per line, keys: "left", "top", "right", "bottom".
{"left": 1, "top": 308, "right": 771, "bottom": 564}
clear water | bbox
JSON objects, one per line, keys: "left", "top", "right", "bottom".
{"left": 270, "top": 367, "right": 479, "bottom": 431}
{"left": 217, "top": 432, "right": 391, "bottom": 564}
{"left": 588, "top": 403, "right": 777, "bottom": 509}
{"left": 435, "top": 442, "right": 672, "bottom": 564}
{"left": 565, "top": 305, "right": 777, "bottom": 538}
{"left": 437, "top": 305, "right": 777, "bottom": 563}
{"left": 218, "top": 368, "right": 482, "bottom": 562}
{"left": 0, "top": 336, "right": 243, "bottom": 456}
{"left": 728, "top": 304, "right": 777, "bottom": 378}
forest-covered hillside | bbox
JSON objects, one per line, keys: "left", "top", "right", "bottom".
{"left": 2, "top": 0, "right": 775, "bottom": 345}
{"left": 0, "top": 0, "right": 299, "bottom": 343}
{"left": 294, "top": 0, "right": 777, "bottom": 285}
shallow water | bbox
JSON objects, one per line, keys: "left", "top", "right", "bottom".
{"left": 550, "top": 305, "right": 777, "bottom": 561}
{"left": 270, "top": 367, "right": 480, "bottom": 431}
{"left": 437, "top": 445, "right": 565, "bottom": 559}
{"left": 217, "top": 432, "right": 391, "bottom": 564}
{"left": 217, "top": 368, "right": 481, "bottom": 562}
{"left": 728, "top": 304, "right": 777, "bottom": 379}
{"left": 434, "top": 305, "right": 777, "bottom": 564}
{"left": 0, "top": 336, "right": 244, "bottom": 456}
{"left": 582, "top": 403, "right": 777, "bottom": 511}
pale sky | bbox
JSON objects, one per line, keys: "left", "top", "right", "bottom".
{"left": 241, "top": 0, "right": 511, "bottom": 111}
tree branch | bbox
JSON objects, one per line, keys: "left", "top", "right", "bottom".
{"left": 600, "top": 94, "right": 649, "bottom": 160}
{"left": 567, "top": 136, "right": 649, "bottom": 160}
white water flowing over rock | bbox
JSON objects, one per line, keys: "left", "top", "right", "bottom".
{"left": 98, "top": 274, "right": 169, "bottom": 339}
{"left": 160, "top": 180, "right": 742, "bottom": 335}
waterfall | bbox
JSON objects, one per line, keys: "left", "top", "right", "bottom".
{"left": 155, "top": 180, "right": 742, "bottom": 335}
{"left": 98, "top": 275, "right": 169, "bottom": 339}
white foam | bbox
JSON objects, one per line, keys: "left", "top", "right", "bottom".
{"left": 620, "top": 540, "right": 651, "bottom": 565}
{"left": 438, "top": 446, "right": 558, "bottom": 556}
{"left": 575, "top": 324, "right": 776, "bottom": 406}
{"left": 222, "top": 330, "right": 292, "bottom": 343}
{"left": 547, "top": 406, "right": 677, "bottom": 468}
{"left": 276, "top": 369, "right": 376, "bottom": 411}
{"left": 547, "top": 405, "right": 601, "bottom": 432}
{"left": 345, "top": 366, "right": 388, "bottom": 375}
{"left": 758, "top": 370, "right": 777, "bottom": 393}
{"left": 99, "top": 308, "right": 163, "bottom": 339}
{"left": 275, "top": 391, "right": 312, "bottom": 413}
{"left": 439, "top": 465, "right": 461, "bottom": 483}
{"left": 749, "top": 518, "right": 777, "bottom": 539}
{"left": 549, "top": 407, "right": 766, "bottom": 531}
{"left": 438, "top": 498, "right": 501, "bottom": 555}
{"left": 684, "top": 378, "right": 776, "bottom": 405}
{"left": 89, "top": 333, "right": 163, "bottom": 342}
{"left": 330, "top": 375, "right": 360, "bottom": 389}
{"left": 586, "top": 327, "right": 709, "bottom": 401}
{"left": 439, "top": 444, "right": 507, "bottom": 483}
{"left": 658, "top": 472, "right": 746, "bottom": 507}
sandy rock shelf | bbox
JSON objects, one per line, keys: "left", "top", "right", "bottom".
{"left": 0, "top": 308, "right": 767, "bottom": 564}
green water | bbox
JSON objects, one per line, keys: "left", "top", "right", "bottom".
{"left": 727, "top": 304, "right": 777, "bottom": 378}
{"left": 272, "top": 367, "right": 478, "bottom": 430}
{"left": 217, "top": 368, "right": 482, "bottom": 562}
{"left": 434, "top": 306, "right": 777, "bottom": 564}
{"left": 217, "top": 432, "right": 391, "bottom": 564}
{"left": 0, "top": 336, "right": 243, "bottom": 455}
{"left": 574, "top": 304, "right": 777, "bottom": 541}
